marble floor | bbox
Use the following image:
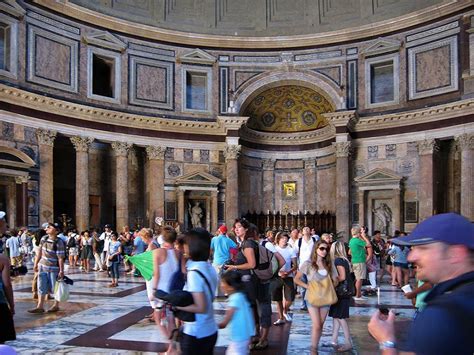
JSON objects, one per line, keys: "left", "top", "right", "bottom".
{"left": 6, "top": 264, "right": 415, "bottom": 354}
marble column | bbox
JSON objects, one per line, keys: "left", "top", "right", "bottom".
{"left": 146, "top": 146, "right": 166, "bottom": 227}
{"left": 211, "top": 190, "right": 218, "bottom": 232}
{"left": 304, "top": 158, "right": 317, "bottom": 212}
{"left": 15, "top": 176, "right": 28, "bottom": 227}
{"left": 224, "top": 144, "right": 241, "bottom": 228}
{"left": 456, "top": 133, "right": 474, "bottom": 220}
{"left": 333, "top": 141, "right": 351, "bottom": 241}
{"left": 70, "top": 136, "right": 94, "bottom": 231}
{"left": 262, "top": 159, "right": 275, "bottom": 212}
{"left": 417, "top": 139, "right": 439, "bottom": 221}
{"left": 358, "top": 190, "right": 365, "bottom": 227}
{"left": 36, "top": 129, "right": 57, "bottom": 224}
{"left": 177, "top": 188, "right": 185, "bottom": 227}
{"left": 393, "top": 188, "right": 402, "bottom": 232}
{"left": 111, "top": 142, "right": 132, "bottom": 231}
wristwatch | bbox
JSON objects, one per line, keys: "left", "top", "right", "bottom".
{"left": 379, "top": 341, "right": 396, "bottom": 350}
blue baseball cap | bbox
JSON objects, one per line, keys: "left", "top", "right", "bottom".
{"left": 391, "top": 213, "right": 474, "bottom": 249}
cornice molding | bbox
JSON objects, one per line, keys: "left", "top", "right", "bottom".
{"left": 0, "top": 0, "right": 25, "bottom": 18}
{"left": 240, "top": 124, "right": 335, "bottom": 146}
{"left": 31, "top": 0, "right": 471, "bottom": 49}
{"left": 353, "top": 99, "right": 474, "bottom": 133}
{"left": 0, "top": 85, "right": 230, "bottom": 136}
{"left": 323, "top": 110, "right": 358, "bottom": 131}
{"left": 82, "top": 30, "right": 127, "bottom": 52}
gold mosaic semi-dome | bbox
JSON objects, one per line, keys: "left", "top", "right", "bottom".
{"left": 243, "top": 86, "right": 334, "bottom": 133}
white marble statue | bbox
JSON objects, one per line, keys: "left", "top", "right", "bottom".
{"left": 188, "top": 201, "right": 203, "bottom": 228}
{"left": 372, "top": 203, "right": 392, "bottom": 235}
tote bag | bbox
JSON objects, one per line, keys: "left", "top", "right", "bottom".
{"left": 307, "top": 276, "right": 338, "bottom": 307}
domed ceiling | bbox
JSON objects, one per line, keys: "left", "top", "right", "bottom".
{"left": 243, "top": 86, "right": 334, "bottom": 133}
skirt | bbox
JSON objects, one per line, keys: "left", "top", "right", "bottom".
{"left": 329, "top": 297, "right": 350, "bottom": 319}
{"left": 81, "top": 246, "right": 93, "bottom": 260}
{"left": 0, "top": 303, "right": 16, "bottom": 342}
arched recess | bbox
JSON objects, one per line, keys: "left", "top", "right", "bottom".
{"left": 235, "top": 69, "right": 345, "bottom": 114}
{"left": 0, "top": 146, "right": 36, "bottom": 168}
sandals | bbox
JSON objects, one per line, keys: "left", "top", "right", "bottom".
{"left": 27, "top": 308, "right": 45, "bottom": 314}
{"left": 336, "top": 345, "right": 353, "bottom": 352}
{"left": 253, "top": 339, "right": 269, "bottom": 350}
{"left": 47, "top": 306, "right": 59, "bottom": 313}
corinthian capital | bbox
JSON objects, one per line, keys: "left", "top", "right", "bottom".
{"left": 146, "top": 146, "right": 166, "bottom": 160}
{"left": 223, "top": 145, "right": 241, "bottom": 160}
{"left": 111, "top": 142, "right": 132, "bottom": 157}
{"left": 36, "top": 129, "right": 57, "bottom": 146}
{"left": 15, "top": 175, "right": 29, "bottom": 184}
{"left": 70, "top": 136, "right": 94, "bottom": 152}
{"left": 333, "top": 142, "right": 351, "bottom": 158}
{"left": 417, "top": 139, "right": 439, "bottom": 156}
{"left": 455, "top": 133, "right": 474, "bottom": 151}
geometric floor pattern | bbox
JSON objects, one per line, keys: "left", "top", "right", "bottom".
{"left": 7, "top": 265, "right": 414, "bottom": 354}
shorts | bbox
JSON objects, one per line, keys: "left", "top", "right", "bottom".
{"left": 270, "top": 277, "right": 296, "bottom": 302}
{"left": 394, "top": 262, "right": 409, "bottom": 269}
{"left": 352, "top": 262, "right": 367, "bottom": 280}
{"left": 226, "top": 340, "right": 250, "bottom": 355}
{"left": 38, "top": 271, "right": 58, "bottom": 295}
{"left": 69, "top": 247, "right": 79, "bottom": 256}
{"left": 10, "top": 256, "right": 23, "bottom": 268}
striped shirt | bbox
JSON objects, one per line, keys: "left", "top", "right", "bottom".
{"left": 38, "top": 236, "right": 66, "bottom": 273}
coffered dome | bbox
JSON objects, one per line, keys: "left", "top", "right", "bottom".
{"left": 243, "top": 85, "right": 334, "bottom": 133}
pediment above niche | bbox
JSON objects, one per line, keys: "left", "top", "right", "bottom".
{"left": 0, "top": 0, "right": 25, "bottom": 18}
{"left": 355, "top": 168, "right": 402, "bottom": 190}
{"left": 179, "top": 49, "right": 216, "bottom": 65}
{"left": 361, "top": 38, "right": 402, "bottom": 57}
{"left": 82, "top": 30, "right": 127, "bottom": 52}
{"left": 175, "top": 171, "right": 221, "bottom": 186}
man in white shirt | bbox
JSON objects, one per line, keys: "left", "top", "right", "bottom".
{"left": 295, "top": 226, "right": 317, "bottom": 310}
{"left": 99, "top": 224, "right": 113, "bottom": 268}
{"left": 287, "top": 229, "right": 300, "bottom": 249}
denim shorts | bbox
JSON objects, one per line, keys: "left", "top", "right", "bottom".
{"left": 38, "top": 271, "right": 58, "bottom": 295}
{"left": 394, "top": 262, "right": 409, "bottom": 269}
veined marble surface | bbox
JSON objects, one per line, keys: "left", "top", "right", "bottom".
{"left": 8, "top": 264, "right": 414, "bottom": 354}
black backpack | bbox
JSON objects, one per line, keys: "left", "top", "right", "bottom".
{"left": 67, "top": 237, "right": 76, "bottom": 248}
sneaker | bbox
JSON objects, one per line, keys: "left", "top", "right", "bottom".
{"left": 283, "top": 313, "right": 293, "bottom": 322}
{"left": 353, "top": 296, "right": 368, "bottom": 301}
{"left": 273, "top": 319, "right": 285, "bottom": 326}
{"left": 47, "top": 306, "right": 59, "bottom": 313}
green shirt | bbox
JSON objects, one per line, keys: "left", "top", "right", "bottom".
{"left": 349, "top": 237, "right": 367, "bottom": 264}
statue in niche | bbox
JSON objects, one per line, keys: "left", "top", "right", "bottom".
{"left": 188, "top": 201, "right": 203, "bottom": 228}
{"left": 372, "top": 203, "right": 392, "bottom": 235}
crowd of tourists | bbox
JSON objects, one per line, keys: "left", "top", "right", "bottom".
{"left": 1, "top": 211, "right": 473, "bottom": 355}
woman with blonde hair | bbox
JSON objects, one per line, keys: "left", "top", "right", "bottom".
{"left": 294, "top": 239, "right": 338, "bottom": 354}
{"left": 329, "top": 241, "right": 353, "bottom": 352}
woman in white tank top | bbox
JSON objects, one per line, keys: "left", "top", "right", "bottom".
{"left": 149, "top": 226, "right": 182, "bottom": 351}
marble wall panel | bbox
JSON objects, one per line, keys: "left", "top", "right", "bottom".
{"left": 367, "top": 160, "right": 396, "bottom": 172}
{"left": 241, "top": 156, "right": 262, "bottom": 168}
{"left": 275, "top": 160, "right": 304, "bottom": 169}
{"left": 234, "top": 70, "right": 262, "bottom": 90}
{"left": 317, "top": 166, "right": 336, "bottom": 212}
{"left": 165, "top": 162, "right": 183, "bottom": 179}
{"left": 317, "top": 154, "right": 336, "bottom": 166}
{"left": 274, "top": 171, "right": 304, "bottom": 212}
{"left": 210, "top": 150, "right": 220, "bottom": 164}
{"left": 183, "top": 163, "right": 208, "bottom": 175}
{"left": 136, "top": 65, "right": 167, "bottom": 101}
{"left": 174, "top": 148, "right": 184, "bottom": 161}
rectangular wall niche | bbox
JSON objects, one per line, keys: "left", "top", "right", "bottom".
{"left": 182, "top": 66, "right": 212, "bottom": 113}
{"left": 0, "top": 22, "right": 10, "bottom": 71}
{"left": 365, "top": 53, "right": 399, "bottom": 108}
{"left": 87, "top": 47, "right": 121, "bottom": 103}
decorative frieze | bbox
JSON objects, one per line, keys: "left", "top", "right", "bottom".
{"left": 146, "top": 145, "right": 166, "bottom": 160}
{"left": 36, "top": 129, "right": 57, "bottom": 146}
{"left": 111, "top": 142, "right": 132, "bottom": 157}
{"left": 455, "top": 133, "right": 474, "bottom": 151}
{"left": 333, "top": 142, "right": 351, "bottom": 158}
{"left": 224, "top": 145, "right": 241, "bottom": 160}
{"left": 417, "top": 139, "right": 439, "bottom": 156}
{"left": 70, "top": 136, "right": 94, "bottom": 152}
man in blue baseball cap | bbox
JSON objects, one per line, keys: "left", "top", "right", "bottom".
{"left": 368, "top": 213, "right": 474, "bottom": 354}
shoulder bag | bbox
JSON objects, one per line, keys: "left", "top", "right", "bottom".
{"left": 307, "top": 274, "right": 338, "bottom": 307}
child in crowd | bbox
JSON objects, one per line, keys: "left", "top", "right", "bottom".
{"left": 218, "top": 271, "right": 255, "bottom": 355}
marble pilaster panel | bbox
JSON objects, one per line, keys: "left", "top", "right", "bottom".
{"left": 262, "top": 159, "right": 275, "bottom": 212}
{"left": 333, "top": 141, "right": 351, "bottom": 241}
{"left": 146, "top": 146, "right": 166, "bottom": 227}
{"left": 36, "top": 129, "right": 57, "bottom": 224}
{"left": 111, "top": 142, "right": 132, "bottom": 231}
{"left": 456, "top": 134, "right": 474, "bottom": 220}
{"left": 211, "top": 190, "right": 218, "bottom": 232}
{"left": 417, "top": 139, "right": 439, "bottom": 221}
{"left": 224, "top": 145, "right": 241, "bottom": 227}
{"left": 304, "top": 158, "right": 317, "bottom": 212}
{"left": 70, "top": 136, "right": 94, "bottom": 231}
{"left": 177, "top": 189, "right": 185, "bottom": 226}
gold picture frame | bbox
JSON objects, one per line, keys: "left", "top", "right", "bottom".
{"left": 282, "top": 181, "right": 297, "bottom": 199}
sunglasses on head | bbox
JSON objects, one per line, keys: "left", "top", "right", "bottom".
{"left": 318, "top": 247, "right": 328, "bottom": 252}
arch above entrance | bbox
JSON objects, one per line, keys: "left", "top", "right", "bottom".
{"left": 234, "top": 70, "right": 345, "bottom": 114}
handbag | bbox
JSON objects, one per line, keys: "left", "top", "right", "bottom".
{"left": 335, "top": 279, "right": 355, "bottom": 298}
{"left": 307, "top": 275, "right": 338, "bottom": 307}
